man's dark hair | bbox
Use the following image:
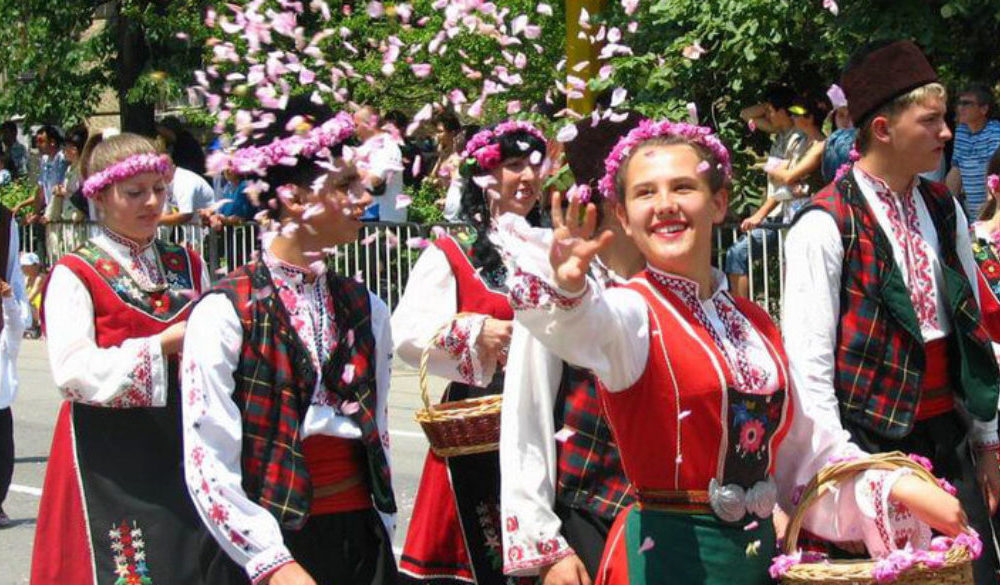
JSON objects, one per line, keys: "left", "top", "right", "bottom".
{"left": 65, "top": 126, "right": 89, "bottom": 152}
{"left": 0, "top": 121, "right": 16, "bottom": 136}
{"left": 434, "top": 110, "right": 462, "bottom": 134}
{"left": 383, "top": 110, "right": 409, "bottom": 133}
{"left": 35, "top": 125, "right": 63, "bottom": 147}
{"left": 960, "top": 83, "right": 996, "bottom": 118}
{"left": 764, "top": 85, "right": 797, "bottom": 113}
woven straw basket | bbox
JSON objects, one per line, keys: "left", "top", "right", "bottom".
{"left": 414, "top": 313, "right": 502, "bottom": 457}
{"left": 780, "top": 452, "right": 974, "bottom": 585}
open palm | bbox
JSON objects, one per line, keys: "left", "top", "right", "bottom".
{"left": 549, "top": 191, "right": 614, "bottom": 293}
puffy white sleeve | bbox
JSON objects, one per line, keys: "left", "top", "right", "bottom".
{"left": 181, "top": 293, "right": 294, "bottom": 584}
{"left": 370, "top": 292, "right": 396, "bottom": 540}
{"left": 391, "top": 245, "right": 497, "bottom": 386}
{"left": 776, "top": 375, "right": 935, "bottom": 558}
{"left": 500, "top": 322, "right": 574, "bottom": 575}
{"left": 491, "top": 213, "right": 649, "bottom": 392}
{"left": 781, "top": 210, "right": 845, "bottom": 431}
{"left": 44, "top": 264, "right": 168, "bottom": 407}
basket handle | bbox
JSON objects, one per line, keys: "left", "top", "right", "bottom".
{"left": 418, "top": 312, "right": 482, "bottom": 420}
{"left": 783, "top": 451, "right": 940, "bottom": 555}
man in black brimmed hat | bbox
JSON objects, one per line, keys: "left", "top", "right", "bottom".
{"left": 783, "top": 40, "right": 1000, "bottom": 582}
{"left": 499, "top": 113, "right": 644, "bottom": 585}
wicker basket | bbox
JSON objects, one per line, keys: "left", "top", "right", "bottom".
{"left": 414, "top": 314, "right": 503, "bottom": 457}
{"left": 780, "top": 452, "right": 974, "bottom": 585}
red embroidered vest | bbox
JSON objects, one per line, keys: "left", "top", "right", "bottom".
{"left": 211, "top": 260, "right": 395, "bottom": 530}
{"left": 799, "top": 174, "right": 998, "bottom": 438}
{"left": 51, "top": 240, "right": 203, "bottom": 348}
{"left": 599, "top": 273, "right": 793, "bottom": 495}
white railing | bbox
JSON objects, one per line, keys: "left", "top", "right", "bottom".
{"left": 20, "top": 220, "right": 789, "bottom": 314}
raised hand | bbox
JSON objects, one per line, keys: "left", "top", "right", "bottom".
{"left": 548, "top": 191, "right": 614, "bottom": 294}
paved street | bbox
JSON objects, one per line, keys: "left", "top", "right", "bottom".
{"left": 0, "top": 339, "right": 445, "bottom": 585}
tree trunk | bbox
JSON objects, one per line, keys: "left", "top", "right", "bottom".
{"left": 114, "top": 4, "right": 155, "bottom": 136}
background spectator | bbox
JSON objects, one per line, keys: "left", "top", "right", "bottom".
{"left": 0, "top": 122, "right": 26, "bottom": 179}
{"left": 0, "top": 157, "right": 10, "bottom": 188}
{"left": 160, "top": 165, "right": 216, "bottom": 226}
{"left": 13, "top": 126, "right": 67, "bottom": 223}
{"left": 439, "top": 124, "right": 480, "bottom": 222}
{"left": 728, "top": 86, "right": 809, "bottom": 297}
{"left": 946, "top": 83, "right": 1000, "bottom": 218}
{"left": 19, "top": 252, "right": 42, "bottom": 339}
{"left": 156, "top": 116, "right": 206, "bottom": 176}
{"left": 355, "top": 105, "right": 406, "bottom": 222}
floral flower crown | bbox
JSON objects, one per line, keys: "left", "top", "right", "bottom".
{"left": 82, "top": 153, "right": 173, "bottom": 199}
{"left": 206, "top": 111, "right": 356, "bottom": 177}
{"left": 598, "top": 119, "right": 732, "bottom": 201}
{"left": 460, "top": 120, "right": 546, "bottom": 176}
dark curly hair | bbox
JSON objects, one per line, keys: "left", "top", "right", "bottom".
{"left": 458, "top": 126, "right": 547, "bottom": 284}
{"left": 253, "top": 95, "right": 359, "bottom": 220}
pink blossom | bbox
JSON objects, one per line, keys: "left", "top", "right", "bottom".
{"left": 823, "top": 0, "right": 839, "bottom": 15}
{"left": 411, "top": 63, "right": 432, "bottom": 78}
{"left": 682, "top": 41, "right": 707, "bottom": 60}
{"left": 474, "top": 144, "right": 503, "bottom": 170}
{"left": 621, "top": 0, "right": 640, "bottom": 15}
{"left": 988, "top": 174, "right": 1000, "bottom": 194}
{"left": 367, "top": 1, "right": 384, "bottom": 18}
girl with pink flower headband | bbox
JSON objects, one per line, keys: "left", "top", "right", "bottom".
{"left": 392, "top": 119, "right": 549, "bottom": 585}
{"left": 31, "top": 132, "right": 221, "bottom": 585}
{"left": 498, "top": 119, "right": 969, "bottom": 585}
{"left": 180, "top": 95, "right": 400, "bottom": 585}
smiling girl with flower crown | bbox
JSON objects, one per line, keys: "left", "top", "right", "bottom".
{"left": 498, "top": 119, "right": 972, "bottom": 585}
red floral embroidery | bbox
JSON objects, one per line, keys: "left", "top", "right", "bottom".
{"left": 161, "top": 251, "right": 185, "bottom": 271}
{"left": 508, "top": 267, "right": 585, "bottom": 311}
{"left": 867, "top": 174, "right": 940, "bottom": 332}
{"left": 738, "top": 419, "right": 766, "bottom": 454}
{"left": 108, "top": 342, "right": 155, "bottom": 408}
{"left": 505, "top": 516, "right": 519, "bottom": 533}
{"left": 650, "top": 271, "right": 771, "bottom": 395}
{"left": 96, "top": 258, "right": 121, "bottom": 278}
{"left": 109, "top": 520, "right": 153, "bottom": 584}
{"left": 436, "top": 317, "right": 478, "bottom": 384}
{"left": 149, "top": 292, "right": 170, "bottom": 316}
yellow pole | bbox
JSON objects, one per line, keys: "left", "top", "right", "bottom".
{"left": 565, "top": 0, "right": 606, "bottom": 115}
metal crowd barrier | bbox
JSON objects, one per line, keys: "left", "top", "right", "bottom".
{"left": 19, "top": 220, "right": 790, "bottom": 314}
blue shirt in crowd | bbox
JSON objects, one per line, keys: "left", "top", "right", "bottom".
{"left": 952, "top": 119, "right": 1000, "bottom": 219}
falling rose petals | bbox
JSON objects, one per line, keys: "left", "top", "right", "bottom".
{"left": 554, "top": 428, "right": 576, "bottom": 443}
{"left": 610, "top": 87, "right": 627, "bottom": 108}
{"left": 395, "top": 194, "right": 413, "bottom": 210}
{"left": 367, "top": 1, "right": 384, "bottom": 18}
{"left": 696, "top": 161, "right": 712, "bottom": 175}
{"left": 506, "top": 100, "right": 522, "bottom": 114}
{"left": 340, "top": 400, "right": 361, "bottom": 414}
{"left": 529, "top": 151, "right": 543, "bottom": 165}
{"left": 406, "top": 237, "right": 431, "bottom": 249}
{"left": 686, "top": 102, "right": 699, "bottom": 124}
{"left": 682, "top": 41, "right": 707, "bottom": 60}
{"left": 638, "top": 537, "right": 655, "bottom": 554}
{"left": 621, "top": 0, "right": 640, "bottom": 15}
{"left": 537, "top": 3, "right": 553, "bottom": 16}
{"left": 354, "top": 271, "right": 364, "bottom": 283}
{"left": 412, "top": 155, "right": 422, "bottom": 177}
{"left": 827, "top": 84, "right": 848, "bottom": 109}
{"left": 578, "top": 7, "right": 591, "bottom": 28}
{"left": 361, "top": 232, "right": 379, "bottom": 246}
{"left": 430, "top": 226, "right": 448, "bottom": 240}
{"left": 472, "top": 175, "right": 497, "bottom": 189}
{"left": 556, "top": 124, "right": 578, "bottom": 143}
{"left": 823, "top": 0, "right": 839, "bottom": 15}
{"left": 748, "top": 119, "right": 757, "bottom": 132}
{"left": 341, "top": 365, "right": 356, "bottom": 384}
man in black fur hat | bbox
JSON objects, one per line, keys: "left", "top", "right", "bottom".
{"left": 783, "top": 40, "right": 1000, "bottom": 582}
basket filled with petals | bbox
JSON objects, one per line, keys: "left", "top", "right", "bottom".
{"left": 771, "top": 452, "right": 979, "bottom": 585}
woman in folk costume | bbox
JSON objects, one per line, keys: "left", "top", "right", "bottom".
{"left": 181, "top": 98, "right": 397, "bottom": 585}
{"left": 969, "top": 148, "right": 1000, "bottom": 340}
{"left": 31, "top": 133, "right": 215, "bottom": 585}
{"left": 393, "top": 120, "right": 548, "bottom": 585}
{"left": 498, "top": 113, "right": 644, "bottom": 584}
{"left": 501, "top": 119, "right": 972, "bottom": 585}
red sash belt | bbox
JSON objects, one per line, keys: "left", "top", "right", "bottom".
{"left": 302, "top": 435, "right": 372, "bottom": 515}
{"left": 914, "top": 338, "right": 955, "bottom": 421}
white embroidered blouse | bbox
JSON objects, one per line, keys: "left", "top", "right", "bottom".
{"left": 499, "top": 240, "right": 627, "bottom": 576}
{"left": 783, "top": 167, "right": 999, "bottom": 448}
{"left": 181, "top": 249, "right": 394, "bottom": 584}
{"left": 391, "top": 242, "right": 504, "bottom": 386}
{"left": 44, "top": 229, "right": 210, "bottom": 408}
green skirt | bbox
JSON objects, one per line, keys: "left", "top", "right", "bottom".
{"left": 606, "top": 506, "right": 776, "bottom": 585}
